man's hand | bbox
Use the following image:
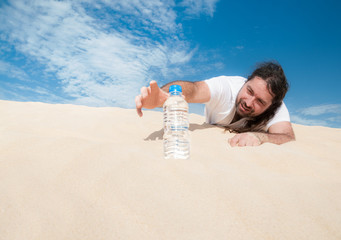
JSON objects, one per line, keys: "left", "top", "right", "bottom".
{"left": 135, "top": 81, "right": 169, "bottom": 117}
{"left": 228, "top": 122, "right": 295, "bottom": 147}
{"left": 228, "top": 132, "right": 264, "bottom": 147}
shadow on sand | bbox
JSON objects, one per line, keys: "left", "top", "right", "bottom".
{"left": 144, "top": 123, "right": 221, "bottom": 141}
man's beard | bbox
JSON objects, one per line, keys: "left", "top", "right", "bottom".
{"left": 235, "top": 99, "right": 255, "bottom": 118}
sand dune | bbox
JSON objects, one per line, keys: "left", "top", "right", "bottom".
{"left": 1, "top": 100, "right": 341, "bottom": 239}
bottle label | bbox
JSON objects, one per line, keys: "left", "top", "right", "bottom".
{"left": 169, "top": 125, "right": 188, "bottom": 131}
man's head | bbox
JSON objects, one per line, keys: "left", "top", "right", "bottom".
{"left": 228, "top": 61, "right": 289, "bottom": 133}
{"left": 235, "top": 62, "right": 289, "bottom": 118}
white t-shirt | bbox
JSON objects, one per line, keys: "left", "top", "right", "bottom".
{"left": 204, "top": 76, "right": 290, "bottom": 131}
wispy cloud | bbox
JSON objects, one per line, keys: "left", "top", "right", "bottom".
{"left": 290, "top": 115, "right": 329, "bottom": 127}
{"left": 0, "top": 81, "right": 65, "bottom": 103}
{"left": 291, "top": 104, "right": 341, "bottom": 128}
{"left": 300, "top": 104, "right": 341, "bottom": 116}
{"left": 180, "top": 0, "right": 220, "bottom": 17}
{"left": 0, "top": 0, "right": 220, "bottom": 108}
{"left": 0, "top": 60, "right": 29, "bottom": 81}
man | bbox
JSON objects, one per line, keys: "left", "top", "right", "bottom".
{"left": 135, "top": 62, "right": 295, "bottom": 147}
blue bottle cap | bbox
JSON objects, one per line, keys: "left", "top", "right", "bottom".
{"left": 169, "top": 85, "right": 182, "bottom": 93}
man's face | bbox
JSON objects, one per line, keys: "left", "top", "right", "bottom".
{"left": 235, "top": 76, "right": 274, "bottom": 118}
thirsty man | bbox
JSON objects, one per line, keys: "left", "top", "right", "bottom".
{"left": 135, "top": 62, "right": 295, "bottom": 147}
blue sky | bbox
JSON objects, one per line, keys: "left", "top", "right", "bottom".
{"left": 0, "top": 0, "right": 340, "bottom": 128}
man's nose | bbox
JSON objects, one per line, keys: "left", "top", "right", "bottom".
{"left": 245, "top": 97, "right": 255, "bottom": 107}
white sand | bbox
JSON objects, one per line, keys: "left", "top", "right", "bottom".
{"left": 1, "top": 100, "right": 341, "bottom": 239}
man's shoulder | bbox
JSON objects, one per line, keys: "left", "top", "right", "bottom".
{"left": 205, "top": 75, "right": 246, "bottom": 82}
{"left": 204, "top": 75, "right": 246, "bottom": 105}
{"left": 204, "top": 76, "right": 246, "bottom": 91}
{"left": 265, "top": 102, "right": 290, "bottom": 131}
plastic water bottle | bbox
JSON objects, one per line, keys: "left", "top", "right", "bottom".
{"left": 163, "top": 85, "right": 190, "bottom": 159}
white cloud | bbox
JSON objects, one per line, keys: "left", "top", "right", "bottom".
{"left": 300, "top": 104, "right": 341, "bottom": 116}
{"left": 290, "top": 115, "right": 329, "bottom": 127}
{"left": 98, "top": 0, "right": 178, "bottom": 33}
{"left": 0, "top": 0, "right": 220, "bottom": 108}
{"left": 0, "top": 81, "right": 66, "bottom": 103}
{"left": 327, "top": 116, "right": 341, "bottom": 123}
{"left": 290, "top": 104, "right": 341, "bottom": 128}
{"left": 235, "top": 46, "right": 244, "bottom": 50}
{"left": 0, "top": 60, "right": 29, "bottom": 81}
{"left": 180, "top": 0, "right": 220, "bottom": 17}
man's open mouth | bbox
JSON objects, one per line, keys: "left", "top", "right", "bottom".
{"left": 240, "top": 102, "right": 250, "bottom": 113}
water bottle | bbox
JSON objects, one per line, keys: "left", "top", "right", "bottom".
{"left": 163, "top": 85, "right": 190, "bottom": 159}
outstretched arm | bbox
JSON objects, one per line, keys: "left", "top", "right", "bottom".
{"left": 135, "top": 80, "right": 210, "bottom": 117}
{"left": 160, "top": 80, "right": 210, "bottom": 104}
{"left": 228, "top": 121, "right": 295, "bottom": 147}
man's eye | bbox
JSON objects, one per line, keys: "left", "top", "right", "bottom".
{"left": 258, "top": 99, "right": 265, "bottom": 106}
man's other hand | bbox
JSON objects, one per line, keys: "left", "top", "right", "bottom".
{"left": 228, "top": 132, "right": 263, "bottom": 147}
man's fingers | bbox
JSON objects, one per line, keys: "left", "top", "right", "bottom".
{"left": 140, "top": 86, "right": 148, "bottom": 99}
{"left": 228, "top": 133, "right": 261, "bottom": 147}
{"left": 136, "top": 81, "right": 161, "bottom": 117}
{"left": 238, "top": 139, "right": 246, "bottom": 147}
{"left": 135, "top": 95, "right": 143, "bottom": 117}
{"left": 228, "top": 136, "right": 238, "bottom": 147}
{"left": 149, "top": 80, "right": 159, "bottom": 92}
{"left": 229, "top": 134, "right": 246, "bottom": 147}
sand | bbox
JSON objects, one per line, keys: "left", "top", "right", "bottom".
{"left": 0, "top": 100, "right": 341, "bottom": 240}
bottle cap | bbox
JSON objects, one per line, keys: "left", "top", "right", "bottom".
{"left": 169, "top": 85, "right": 182, "bottom": 93}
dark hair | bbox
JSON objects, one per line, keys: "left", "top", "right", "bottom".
{"left": 227, "top": 61, "right": 289, "bottom": 133}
